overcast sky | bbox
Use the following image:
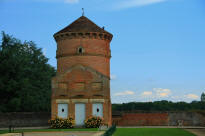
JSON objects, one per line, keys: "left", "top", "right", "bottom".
{"left": 1, "top": 0, "right": 205, "bottom": 103}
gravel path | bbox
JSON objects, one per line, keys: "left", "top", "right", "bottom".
{"left": 24, "top": 132, "right": 104, "bottom": 136}
{"left": 0, "top": 132, "right": 104, "bottom": 136}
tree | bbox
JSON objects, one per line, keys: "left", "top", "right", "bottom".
{"left": 201, "top": 92, "right": 205, "bottom": 102}
{"left": 112, "top": 100, "right": 205, "bottom": 112}
{"left": 0, "top": 32, "right": 56, "bottom": 112}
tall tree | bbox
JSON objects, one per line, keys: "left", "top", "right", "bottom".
{"left": 0, "top": 32, "right": 56, "bottom": 112}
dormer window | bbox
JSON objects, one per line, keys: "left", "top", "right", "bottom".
{"left": 77, "top": 46, "right": 84, "bottom": 54}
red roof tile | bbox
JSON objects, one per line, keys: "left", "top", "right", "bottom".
{"left": 54, "top": 16, "right": 112, "bottom": 36}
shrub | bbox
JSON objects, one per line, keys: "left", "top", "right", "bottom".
{"left": 84, "top": 116, "right": 103, "bottom": 128}
{"left": 48, "top": 117, "right": 75, "bottom": 129}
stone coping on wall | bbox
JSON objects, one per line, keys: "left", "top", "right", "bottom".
{"left": 56, "top": 99, "right": 70, "bottom": 104}
{"left": 55, "top": 99, "right": 106, "bottom": 104}
{"left": 90, "top": 99, "right": 105, "bottom": 103}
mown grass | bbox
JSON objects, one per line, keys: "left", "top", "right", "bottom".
{"left": 112, "top": 128, "right": 196, "bottom": 136}
{"left": 0, "top": 128, "right": 98, "bottom": 134}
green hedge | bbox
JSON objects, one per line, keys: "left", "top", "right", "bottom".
{"left": 102, "top": 125, "right": 116, "bottom": 136}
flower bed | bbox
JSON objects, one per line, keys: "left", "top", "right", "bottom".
{"left": 49, "top": 117, "right": 75, "bottom": 129}
{"left": 84, "top": 116, "right": 103, "bottom": 128}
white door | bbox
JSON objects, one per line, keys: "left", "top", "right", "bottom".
{"left": 92, "top": 103, "right": 103, "bottom": 117}
{"left": 75, "top": 103, "right": 86, "bottom": 126}
{"left": 58, "top": 103, "right": 68, "bottom": 119}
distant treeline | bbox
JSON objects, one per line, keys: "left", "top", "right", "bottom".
{"left": 112, "top": 100, "right": 205, "bottom": 112}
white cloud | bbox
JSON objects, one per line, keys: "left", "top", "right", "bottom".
{"left": 110, "top": 74, "right": 117, "bottom": 80}
{"left": 139, "top": 88, "right": 171, "bottom": 102}
{"left": 141, "top": 91, "right": 153, "bottom": 96}
{"left": 140, "top": 88, "right": 171, "bottom": 99}
{"left": 154, "top": 88, "right": 171, "bottom": 97}
{"left": 114, "top": 0, "right": 166, "bottom": 10}
{"left": 170, "top": 96, "right": 182, "bottom": 101}
{"left": 171, "top": 93, "right": 199, "bottom": 102}
{"left": 112, "top": 88, "right": 200, "bottom": 103}
{"left": 64, "top": 0, "right": 79, "bottom": 4}
{"left": 185, "top": 94, "right": 199, "bottom": 99}
{"left": 114, "top": 90, "right": 135, "bottom": 96}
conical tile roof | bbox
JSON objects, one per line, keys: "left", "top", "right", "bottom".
{"left": 54, "top": 16, "right": 112, "bottom": 36}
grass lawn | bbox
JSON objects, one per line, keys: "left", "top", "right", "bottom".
{"left": 113, "top": 128, "right": 196, "bottom": 136}
{"left": 0, "top": 128, "right": 98, "bottom": 134}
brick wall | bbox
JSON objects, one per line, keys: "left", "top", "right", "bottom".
{"left": 113, "top": 113, "right": 168, "bottom": 126}
{"left": 52, "top": 36, "right": 112, "bottom": 126}
{"left": 56, "top": 38, "right": 111, "bottom": 77}
{"left": 168, "top": 112, "right": 205, "bottom": 126}
{"left": 112, "top": 112, "right": 205, "bottom": 126}
{"left": 0, "top": 111, "right": 204, "bottom": 128}
{"left": 0, "top": 112, "right": 50, "bottom": 128}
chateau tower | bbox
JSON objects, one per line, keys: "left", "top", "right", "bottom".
{"left": 51, "top": 15, "right": 113, "bottom": 126}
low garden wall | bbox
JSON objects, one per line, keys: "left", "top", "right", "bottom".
{"left": 0, "top": 112, "right": 50, "bottom": 128}
{"left": 0, "top": 111, "right": 204, "bottom": 128}
{"left": 112, "top": 113, "right": 168, "bottom": 126}
{"left": 112, "top": 112, "right": 205, "bottom": 126}
{"left": 168, "top": 112, "right": 205, "bottom": 126}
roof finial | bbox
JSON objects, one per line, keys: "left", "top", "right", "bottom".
{"left": 82, "top": 8, "right": 84, "bottom": 16}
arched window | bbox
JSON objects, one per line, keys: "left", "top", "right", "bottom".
{"left": 79, "top": 48, "right": 82, "bottom": 53}
{"left": 77, "top": 46, "right": 84, "bottom": 54}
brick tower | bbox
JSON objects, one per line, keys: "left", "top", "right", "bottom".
{"left": 51, "top": 15, "right": 113, "bottom": 126}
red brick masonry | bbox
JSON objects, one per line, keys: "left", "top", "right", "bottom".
{"left": 113, "top": 113, "right": 169, "bottom": 126}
